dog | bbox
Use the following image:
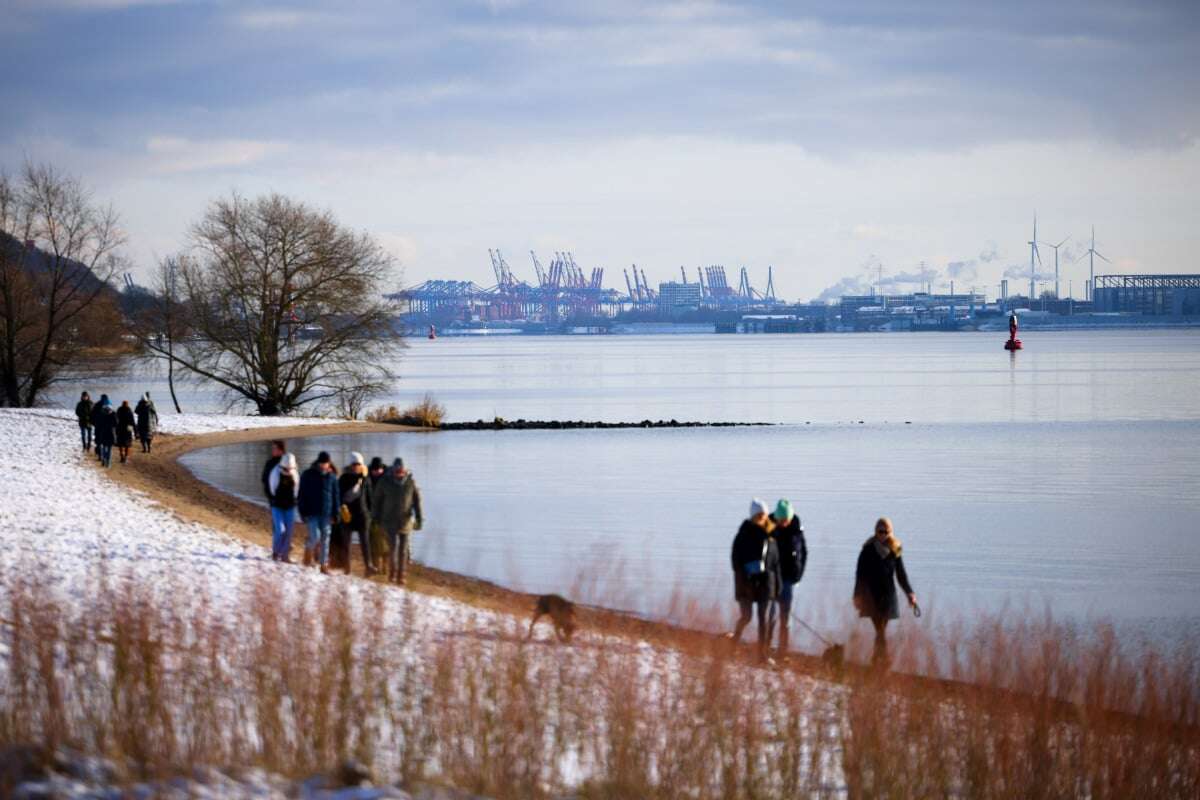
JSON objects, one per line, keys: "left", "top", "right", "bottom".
{"left": 527, "top": 594, "right": 577, "bottom": 643}
{"left": 821, "top": 643, "right": 845, "bottom": 670}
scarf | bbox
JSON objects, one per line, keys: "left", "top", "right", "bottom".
{"left": 870, "top": 534, "right": 903, "bottom": 559}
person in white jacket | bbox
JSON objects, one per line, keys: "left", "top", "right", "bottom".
{"left": 268, "top": 453, "right": 299, "bottom": 562}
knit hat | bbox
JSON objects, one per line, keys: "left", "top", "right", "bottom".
{"left": 144, "top": 392, "right": 151, "bottom": 400}
{"left": 349, "top": 451, "right": 365, "bottom": 466}
{"left": 316, "top": 451, "right": 332, "bottom": 464}
{"left": 281, "top": 453, "right": 297, "bottom": 470}
{"left": 749, "top": 498, "right": 768, "bottom": 518}
{"left": 368, "top": 456, "right": 385, "bottom": 471}
{"left": 391, "top": 457, "right": 405, "bottom": 470}
{"left": 774, "top": 499, "right": 794, "bottom": 523}
{"left": 99, "top": 394, "right": 110, "bottom": 407}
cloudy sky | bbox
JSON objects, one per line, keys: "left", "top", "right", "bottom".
{"left": 3, "top": 0, "right": 1198, "bottom": 300}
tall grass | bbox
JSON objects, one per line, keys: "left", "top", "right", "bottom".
{"left": 366, "top": 393, "right": 446, "bottom": 428}
{"left": 1, "top": 564, "right": 1197, "bottom": 797}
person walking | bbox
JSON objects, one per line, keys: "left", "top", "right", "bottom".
{"left": 261, "top": 440, "right": 286, "bottom": 502}
{"left": 728, "top": 498, "right": 781, "bottom": 663}
{"left": 770, "top": 499, "right": 808, "bottom": 655}
{"left": 268, "top": 453, "right": 299, "bottom": 562}
{"left": 134, "top": 392, "right": 158, "bottom": 453}
{"left": 340, "top": 452, "right": 375, "bottom": 576}
{"left": 370, "top": 457, "right": 423, "bottom": 585}
{"left": 298, "top": 451, "right": 339, "bottom": 574}
{"left": 854, "top": 517, "right": 918, "bottom": 666}
{"left": 366, "top": 456, "right": 388, "bottom": 573}
{"left": 115, "top": 400, "right": 136, "bottom": 463}
{"left": 75, "top": 392, "right": 94, "bottom": 451}
{"left": 92, "top": 395, "right": 116, "bottom": 467}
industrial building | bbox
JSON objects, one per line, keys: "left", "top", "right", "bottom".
{"left": 1092, "top": 274, "right": 1200, "bottom": 315}
{"left": 657, "top": 281, "right": 703, "bottom": 315}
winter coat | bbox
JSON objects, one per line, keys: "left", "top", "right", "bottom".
{"left": 261, "top": 455, "right": 281, "bottom": 501}
{"left": 730, "top": 520, "right": 780, "bottom": 603}
{"left": 370, "top": 471, "right": 422, "bottom": 532}
{"left": 297, "top": 465, "right": 339, "bottom": 520}
{"left": 339, "top": 470, "right": 370, "bottom": 529}
{"left": 134, "top": 399, "right": 158, "bottom": 440}
{"left": 75, "top": 398, "right": 93, "bottom": 428}
{"left": 854, "top": 538, "right": 914, "bottom": 621}
{"left": 92, "top": 405, "right": 117, "bottom": 446}
{"left": 268, "top": 465, "right": 297, "bottom": 511}
{"left": 115, "top": 405, "right": 135, "bottom": 447}
{"left": 770, "top": 515, "right": 808, "bottom": 585}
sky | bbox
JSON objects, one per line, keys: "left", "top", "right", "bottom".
{"left": 2, "top": 0, "right": 1198, "bottom": 301}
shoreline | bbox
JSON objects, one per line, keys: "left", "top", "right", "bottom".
{"left": 92, "top": 418, "right": 1190, "bottom": 736}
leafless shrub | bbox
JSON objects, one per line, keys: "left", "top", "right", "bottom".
{"left": 366, "top": 393, "right": 445, "bottom": 428}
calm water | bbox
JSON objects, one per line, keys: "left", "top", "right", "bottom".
{"left": 170, "top": 329, "right": 1200, "bottom": 647}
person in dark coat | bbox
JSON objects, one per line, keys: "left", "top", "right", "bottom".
{"left": 75, "top": 392, "right": 93, "bottom": 451}
{"left": 92, "top": 395, "right": 116, "bottom": 467}
{"left": 115, "top": 400, "right": 136, "bottom": 463}
{"left": 339, "top": 452, "right": 375, "bottom": 577}
{"left": 267, "top": 453, "right": 299, "bottom": 562}
{"left": 366, "top": 456, "right": 388, "bottom": 572}
{"left": 298, "top": 451, "right": 339, "bottom": 573}
{"left": 770, "top": 499, "right": 808, "bottom": 655}
{"left": 370, "top": 458, "right": 423, "bottom": 585}
{"left": 261, "top": 441, "right": 286, "bottom": 501}
{"left": 728, "top": 498, "right": 781, "bottom": 663}
{"left": 854, "top": 517, "right": 918, "bottom": 665}
{"left": 133, "top": 392, "right": 158, "bottom": 453}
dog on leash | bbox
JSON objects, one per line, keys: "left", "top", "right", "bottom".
{"left": 527, "top": 594, "right": 577, "bottom": 643}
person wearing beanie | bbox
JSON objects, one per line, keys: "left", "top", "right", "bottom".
{"left": 115, "top": 399, "right": 136, "bottom": 463}
{"left": 134, "top": 392, "right": 158, "bottom": 453}
{"left": 370, "top": 457, "right": 423, "bottom": 585}
{"left": 298, "top": 452, "right": 339, "bottom": 572}
{"left": 854, "top": 517, "right": 918, "bottom": 666}
{"left": 728, "top": 498, "right": 781, "bottom": 663}
{"left": 340, "top": 451, "right": 375, "bottom": 576}
{"left": 769, "top": 499, "right": 808, "bottom": 655}
{"left": 92, "top": 395, "right": 117, "bottom": 467}
{"left": 268, "top": 453, "right": 299, "bottom": 561}
{"left": 366, "top": 456, "right": 388, "bottom": 572}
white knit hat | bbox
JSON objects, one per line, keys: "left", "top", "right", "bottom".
{"left": 350, "top": 451, "right": 365, "bottom": 466}
{"left": 282, "top": 453, "right": 297, "bottom": 470}
{"left": 749, "top": 498, "right": 769, "bottom": 518}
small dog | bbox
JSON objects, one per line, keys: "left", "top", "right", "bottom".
{"left": 821, "top": 643, "right": 845, "bottom": 670}
{"left": 527, "top": 594, "right": 577, "bottom": 643}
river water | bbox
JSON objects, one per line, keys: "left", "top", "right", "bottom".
{"left": 75, "top": 330, "right": 1200, "bottom": 648}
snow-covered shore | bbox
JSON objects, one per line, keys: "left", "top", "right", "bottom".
{"left": 0, "top": 409, "right": 845, "bottom": 797}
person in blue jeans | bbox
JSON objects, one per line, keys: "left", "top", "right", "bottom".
{"left": 75, "top": 392, "right": 93, "bottom": 450}
{"left": 267, "top": 452, "right": 299, "bottom": 562}
{"left": 298, "top": 451, "right": 339, "bottom": 573}
{"left": 769, "top": 499, "right": 808, "bottom": 656}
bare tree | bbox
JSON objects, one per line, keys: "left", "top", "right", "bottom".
{"left": 142, "top": 193, "right": 401, "bottom": 415}
{"left": 0, "top": 163, "right": 125, "bottom": 407}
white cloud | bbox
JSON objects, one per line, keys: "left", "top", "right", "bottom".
{"left": 234, "top": 8, "right": 339, "bottom": 30}
{"left": 144, "top": 137, "right": 287, "bottom": 174}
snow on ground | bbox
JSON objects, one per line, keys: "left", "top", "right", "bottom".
{"left": 0, "top": 408, "right": 845, "bottom": 794}
{"left": 0, "top": 408, "right": 478, "bottom": 627}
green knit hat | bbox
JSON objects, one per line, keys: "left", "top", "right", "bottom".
{"left": 774, "top": 499, "right": 794, "bottom": 523}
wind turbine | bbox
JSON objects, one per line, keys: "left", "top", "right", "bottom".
{"left": 1075, "top": 225, "right": 1110, "bottom": 301}
{"left": 1027, "top": 215, "right": 1043, "bottom": 300}
{"left": 1040, "top": 235, "right": 1070, "bottom": 299}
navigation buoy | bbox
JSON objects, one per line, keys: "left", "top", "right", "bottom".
{"left": 1004, "top": 313, "right": 1022, "bottom": 350}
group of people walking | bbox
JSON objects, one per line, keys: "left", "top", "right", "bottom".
{"left": 262, "top": 441, "right": 423, "bottom": 584}
{"left": 75, "top": 391, "right": 158, "bottom": 467}
{"left": 730, "top": 500, "right": 917, "bottom": 666}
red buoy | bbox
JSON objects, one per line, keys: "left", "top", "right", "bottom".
{"left": 1004, "top": 313, "right": 1022, "bottom": 350}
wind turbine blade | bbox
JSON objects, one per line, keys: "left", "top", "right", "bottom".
{"left": 1095, "top": 252, "right": 1111, "bottom": 264}
{"left": 1034, "top": 244, "right": 1043, "bottom": 267}
{"left": 1074, "top": 251, "right": 1090, "bottom": 263}
{"left": 1057, "top": 236, "right": 1070, "bottom": 247}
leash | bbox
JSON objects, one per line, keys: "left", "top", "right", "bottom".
{"left": 789, "top": 610, "right": 836, "bottom": 648}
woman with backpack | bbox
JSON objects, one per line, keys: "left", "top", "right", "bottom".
{"left": 340, "top": 452, "right": 375, "bottom": 577}
{"left": 728, "top": 498, "right": 781, "bottom": 664}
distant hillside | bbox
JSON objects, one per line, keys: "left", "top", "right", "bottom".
{"left": 0, "top": 229, "right": 114, "bottom": 296}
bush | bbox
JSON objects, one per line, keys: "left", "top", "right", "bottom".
{"left": 366, "top": 394, "right": 445, "bottom": 428}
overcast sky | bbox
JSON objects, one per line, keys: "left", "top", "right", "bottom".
{"left": 3, "top": 0, "right": 1198, "bottom": 300}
